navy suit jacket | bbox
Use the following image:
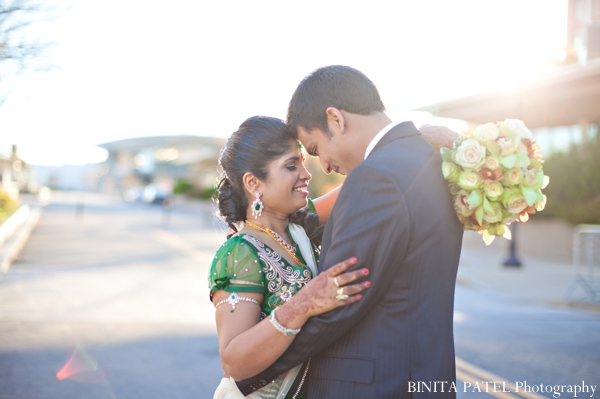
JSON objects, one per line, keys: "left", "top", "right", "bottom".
{"left": 238, "top": 122, "right": 463, "bottom": 398}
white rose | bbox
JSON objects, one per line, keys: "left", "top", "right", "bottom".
{"left": 474, "top": 123, "right": 499, "bottom": 142}
{"left": 504, "top": 119, "right": 532, "bottom": 139}
{"left": 453, "top": 138, "right": 487, "bottom": 170}
{"left": 457, "top": 171, "right": 482, "bottom": 191}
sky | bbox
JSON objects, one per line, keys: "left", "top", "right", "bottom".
{"left": 0, "top": 0, "right": 568, "bottom": 166}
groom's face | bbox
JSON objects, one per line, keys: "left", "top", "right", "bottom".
{"left": 297, "top": 127, "right": 348, "bottom": 175}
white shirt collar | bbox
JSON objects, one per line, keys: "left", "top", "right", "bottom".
{"left": 364, "top": 120, "right": 404, "bottom": 159}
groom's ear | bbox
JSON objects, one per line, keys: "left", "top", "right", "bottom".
{"left": 325, "top": 107, "right": 345, "bottom": 136}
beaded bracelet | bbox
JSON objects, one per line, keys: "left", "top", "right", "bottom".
{"left": 215, "top": 292, "right": 259, "bottom": 313}
{"left": 269, "top": 307, "right": 301, "bottom": 336}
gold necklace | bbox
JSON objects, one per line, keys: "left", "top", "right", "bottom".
{"left": 245, "top": 220, "right": 296, "bottom": 254}
{"left": 245, "top": 220, "right": 303, "bottom": 266}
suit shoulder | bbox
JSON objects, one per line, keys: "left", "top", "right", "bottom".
{"left": 343, "top": 161, "right": 398, "bottom": 190}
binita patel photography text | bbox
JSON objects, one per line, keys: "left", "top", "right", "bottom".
{"left": 409, "top": 381, "right": 597, "bottom": 398}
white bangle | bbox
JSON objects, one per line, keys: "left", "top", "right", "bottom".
{"left": 269, "top": 307, "right": 301, "bottom": 336}
{"left": 215, "top": 292, "right": 259, "bottom": 313}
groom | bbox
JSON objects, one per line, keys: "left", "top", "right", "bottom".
{"left": 238, "top": 65, "right": 463, "bottom": 398}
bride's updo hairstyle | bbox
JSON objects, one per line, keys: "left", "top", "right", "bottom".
{"left": 216, "top": 116, "right": 322, "bottom": 244}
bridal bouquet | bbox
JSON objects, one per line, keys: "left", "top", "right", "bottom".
{"left": 440, "top": 119, "right": 549, "bottom": 245}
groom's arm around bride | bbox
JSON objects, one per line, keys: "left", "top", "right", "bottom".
{"left": 238, "top": 65, "right": 464, "bottom": 399}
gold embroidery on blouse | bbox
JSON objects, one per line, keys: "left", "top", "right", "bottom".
{"left": 242, "top": 235, "right": 311, "bottom": 294}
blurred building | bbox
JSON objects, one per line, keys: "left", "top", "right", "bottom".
{"left": 97, "top": 135, "right": 226, "bottom": 194}
{"left": 32, "top": 164, "right": 102, "bottom": 192}
{"left": 568, "top": 0, "right": 600, "bottom": 63}
{"left": 417, "top": 0, "right": 600, "bottom": 154}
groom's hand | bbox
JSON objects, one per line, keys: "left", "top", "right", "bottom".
{"left": 419, "top": 125, "right": 459, "bottom": 155}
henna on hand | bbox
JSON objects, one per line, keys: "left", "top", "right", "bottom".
{"left": 274, "top": 257, "right": 368, "bottom": 328}
{"left": 277, "top": 272, "right": 328, "bottom": 327}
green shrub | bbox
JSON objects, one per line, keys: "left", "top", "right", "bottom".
{"left": 0, "top": 190, "right": 19, "bottom": 224}
{"left": 173, "top": 179, "right": 194, "bottom": 194}
{"left": 538, "top": 135, "right": 600, "bottom": 224}
{"left": 197, "top": 186, "right": 218, "bottom": 200}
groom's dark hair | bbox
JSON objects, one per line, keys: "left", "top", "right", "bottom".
{"left": 287, "top": 65, "right": 385, "bottom": 137}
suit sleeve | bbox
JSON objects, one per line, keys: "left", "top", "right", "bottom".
{"left": 237, "top": 165, "right": 411, "bottom": 394}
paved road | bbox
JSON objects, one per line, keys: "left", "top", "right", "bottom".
{"left": 454, "top": 284, "right": 600, "bottom": 399}
{"left": 0, "top": 193, "right": 226, "bottom": 399}
{"left": 0, "top": 192, "right": 598, "bottom": 399}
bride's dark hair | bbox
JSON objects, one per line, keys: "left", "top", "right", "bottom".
{"left": 216, "top": 116, "right": 323, "bottom": 245}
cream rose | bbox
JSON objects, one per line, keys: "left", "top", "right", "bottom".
{"left": 483, "top": 202, "right": 503, "bottom": 224}
{"left": 485, "top": 182, "right": 504, "bottom": 201}
{"left": 484, "top": 155, "right": 501, "bottom": 171}
{"left": 453, "top": 138, "right": 487, "bottom": 169}
{"left": 522, "top": 167, "right": 543, "bottom": 189}
{"left": 474, "top": 123, "right": 499, "bottom": 142}
{"left": 503, "top": 167, "right": 522, "bottom": 186}
{"left": 507, "top": 194, "right": 528, "bottom": 214}
{"left": 503, "top": 189, "right": 528, "bottom": 214}
{"left": 458, "top": 171, "right": 482, "bottom": 191}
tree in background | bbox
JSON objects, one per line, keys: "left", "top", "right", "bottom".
{"left": 539, "top": 133, "right": 600, "bottom": 225}
{"left": 0, "top": 188, "right": 18, "bottom": 223}
{"left": 0, "top": 0, "right": 51, "bottom": 105}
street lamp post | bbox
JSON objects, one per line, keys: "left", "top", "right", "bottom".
{"left": 503, "top": 223, "right": 522, "bottom": 267}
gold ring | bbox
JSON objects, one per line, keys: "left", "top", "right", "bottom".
{"left": 336, "top": 287, "right": 348, "bottom": 300}
{"left": 333, "top": 277, "right": 340, "bottom": 287}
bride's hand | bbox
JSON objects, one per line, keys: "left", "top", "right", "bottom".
{"left": 419, "top": 124, "right": 459, "bottom": 155}
{"left": 282, "top": 257, "right": 370, "bottom": 322}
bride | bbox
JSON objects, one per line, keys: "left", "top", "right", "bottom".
{"left": 209, "top": 116, "right": 371, "bottom": 399}
{"left": 209, "top": 115, "right": 458, "bottom": 398}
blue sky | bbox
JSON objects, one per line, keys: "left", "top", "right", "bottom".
{"left": 0, "top": 0, "right": 567, "bottom": 165}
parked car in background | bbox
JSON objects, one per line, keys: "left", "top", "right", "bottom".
{"left": 142, "top": 184, "right": 173, "bottom": 205}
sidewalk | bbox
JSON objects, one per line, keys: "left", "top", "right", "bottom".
{"left": 457, "top": 218, "right": 600, "bottom": 312}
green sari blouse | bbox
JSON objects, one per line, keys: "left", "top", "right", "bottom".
{"left": 209, "top": 223, "right": 319, "bottom": 399}
{"left": 209, "top": 231, "right": 318, "bottom": 317}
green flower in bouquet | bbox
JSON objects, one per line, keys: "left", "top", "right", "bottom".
{"left": 482, "top": 200, "right": 504, "bottom": 224}
{"left": 441, "top": 161, "right": 460, "bottom": 182}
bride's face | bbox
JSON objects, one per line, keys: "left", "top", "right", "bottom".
{"left": 256, "top": 142, "right": 312, "bottom": 217}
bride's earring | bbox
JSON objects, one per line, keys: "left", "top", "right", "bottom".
{"left": 251, "top": 192, "right": 264, "bottom": 219}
